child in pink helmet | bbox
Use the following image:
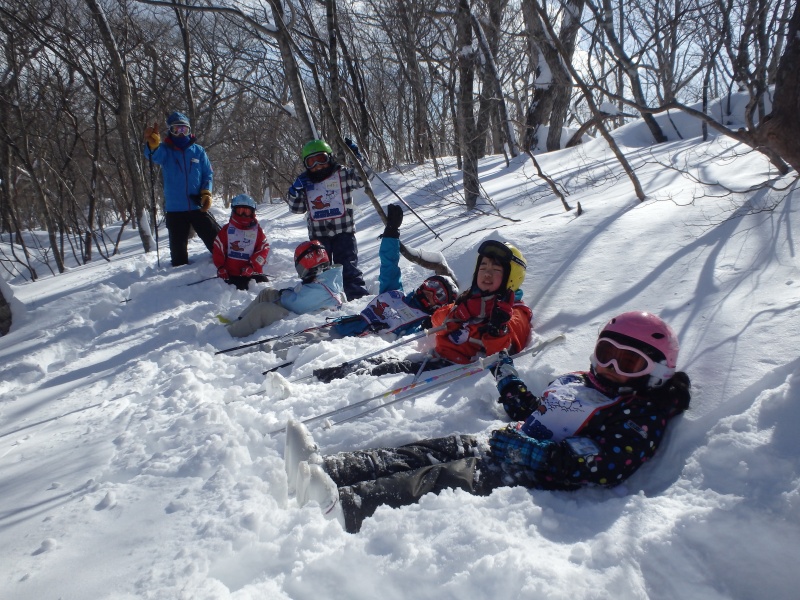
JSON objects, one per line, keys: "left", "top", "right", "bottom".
{"left": 283, "top": 311, "right": 691, "bottom": 533}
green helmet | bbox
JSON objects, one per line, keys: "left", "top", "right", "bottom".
{"left": 301, "top": 139, "right": 333, "bottom": 160}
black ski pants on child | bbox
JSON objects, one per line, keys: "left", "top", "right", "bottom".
{"left": 320, "top": 435, "right": 509, "bottom": 533}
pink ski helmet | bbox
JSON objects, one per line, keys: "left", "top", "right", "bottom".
{"left": 592, "top": 311, "right": 679, "bottom": 387}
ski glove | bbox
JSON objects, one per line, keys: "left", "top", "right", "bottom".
{"left": 344, "top": 137, "right": 362, "bottom": 159}
{"left": 489, "top": 426, "right": 551, "bottom": 471}
{"left": 241, "top": 265, "right": 254, "bottom": 277}
{"left": 382, "top": 203, "right": 403, "bottom": 238}
{"left": 200, "top": 190, "right": 212, "bottom": 212}
{"left": 484, "top": 290, "right": 514, "bottom": 337}
{"left": 497, "top": 378, "right": 542, "bottom": 421}
{"left": 144, "top": 123, "right": 160, "bottom": 150}
{"left": 447, "top": 325, "right": 471, "bottom": 345}
{"left": 217, "top": 267, "right": 229, "bottom": 280}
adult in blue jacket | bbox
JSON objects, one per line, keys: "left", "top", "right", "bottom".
{"left": 144, "top": 111, "right": 220, "bottom": 267}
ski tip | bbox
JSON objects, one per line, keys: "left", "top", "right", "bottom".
{"left": 216, "top": 314, "right": 233, "bottom": 324}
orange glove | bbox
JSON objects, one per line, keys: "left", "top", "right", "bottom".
{"left": 144, "top": 122, "right": 160, "bottom": 150}
{"left": 200, "top": 190, "right": 212, "bottom": 212}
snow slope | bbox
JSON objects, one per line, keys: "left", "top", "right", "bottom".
{"left": 1, "top": 98, "right": 799, "bottom": 599}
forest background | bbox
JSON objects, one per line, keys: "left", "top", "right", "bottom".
{"left": 0, "top": 0, "right": 798, "bottom": 286}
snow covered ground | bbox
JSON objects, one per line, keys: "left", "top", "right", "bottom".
{"left": 1, "top": 97, "right": 799, "bottom": 599}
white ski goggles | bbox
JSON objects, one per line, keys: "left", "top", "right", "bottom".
{"left": 592, "top": 337, "right": 671, "bottom": 378}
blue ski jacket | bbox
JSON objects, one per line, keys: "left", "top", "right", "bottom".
{"left": 144, "top": 136, "right": 213, "bottom": 213}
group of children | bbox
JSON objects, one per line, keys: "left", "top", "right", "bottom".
{"left": 201, "top": 137, "right": 693, "bottom": 534}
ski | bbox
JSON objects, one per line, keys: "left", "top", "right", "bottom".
{"left": 289, "top": 324, "right": 446, "bottom": 383}
{"left": 214, "top": 321, "right": 337, "bottom": 355}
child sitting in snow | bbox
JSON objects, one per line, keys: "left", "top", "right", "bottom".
{"left": 212, "top": 194, "right": 270, "bottom": 291}
{"left": 263, "top": 203, "right": 458, "bottom": 357}
{"left": 312, "top": 239, "right": 532, "bottom": 381}
{"left": 284, "top": 311, "right": 691, "bottom": 533}
{"left": 225, "top": 240, "right": 345, "bottom": 338}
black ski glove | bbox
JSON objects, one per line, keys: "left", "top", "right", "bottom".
{"left": 483, "top": 290, "right": 515, "bottom": 337}
{"left": 382, "top": 203, "right": 403, "bottom": 239}
{"left": 344, "top": 137, "right": 362, "bottom": 160}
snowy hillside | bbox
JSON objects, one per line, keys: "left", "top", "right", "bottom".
{"left": 1, "top": 98, "right": 799, "bottom": 599}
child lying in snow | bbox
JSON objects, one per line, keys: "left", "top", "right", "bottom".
{"left": 284, "top": 311, "right": 691, "bottom": 533}
{"left": 225, "top": 240, "right": 345, "bottom": 338}
{"left": 312, "top": 239, "right": 533, "bottom": 381}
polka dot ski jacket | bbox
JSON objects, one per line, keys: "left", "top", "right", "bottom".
{"left": 504, "top": 370, "right": 691, "bottom": 490}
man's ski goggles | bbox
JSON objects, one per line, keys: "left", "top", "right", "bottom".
{"left": 593, "top": 337, "right": 658, "bottom": 377}
{"left": 304, "top": 152, "right": 330, "bottom": 169}
{"left": 169, "top": 124, "right": 190, "bottom": 136}
{"left": 233, "top": 206, "right": 254, "bottom": 217}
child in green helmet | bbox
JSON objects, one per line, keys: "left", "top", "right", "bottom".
{"left": 286, "top": 139, "right": 369, "bottom": 301}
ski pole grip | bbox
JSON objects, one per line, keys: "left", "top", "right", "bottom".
{"left": 423, "top": 324, "right": 447, "bottom": 336}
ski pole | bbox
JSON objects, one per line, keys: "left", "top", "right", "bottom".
{"left": 288, "top": 324, "right": 446, "bottom": 383}
{"left": 346, "top": 137, "right": 442, "bottom": 242}
{"left": 215, "top": 321, "right": 338, "bottom": 355}
{"left": 263, "top": 361, "right": 294, "bottom": 374}
{"left": 186, "top": 276, "right": 218, "bottom": 287}
{"left": 333, "top": 335, "right": 565, "bottom": 426}
{"left": 268, "top": 361, "right": 479, "bottom": 436}
{"left": 269, "top": 334, "right": 565, "bottom": 436}
{"left": 329, "top": 334, "right": 566, "bottom": 427}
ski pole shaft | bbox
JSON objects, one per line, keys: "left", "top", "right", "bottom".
{"left": 215, "top": 322, "right": 336, "bottom": 355}
{"left": 268, "top": 361, "right": 479, "bottom": 436}
{"left": 346, "top": 136, "right": 442, "bottom": 242}
{"left": 268, "top": 334, "right": 565, "bottom": 436}
{"left": 262, "top": 361, "right": 293, "bottom": 375}
{"left": 186, "top": 276, "right": 217, "bottom": 286}
{"left": 288, "top": 324, "right": 446, "bottom": 383}
{"left": 334, "top": 335, "right": 566, "bottom": 426}
{"left": 371, "top": 170, "right": 442, "bottom": 241}
{"left": 148, "top": 151, "right": 160, "bottom": 268}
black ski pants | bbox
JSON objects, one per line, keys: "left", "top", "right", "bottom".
{"left": 318, "top": 233, "right": 368, "bottom": 301}
{"left": 165, "top": 210, "right": 221, "bottom": 267}
{"left": 321, "top": 435, "right": 508, "bottom": 533}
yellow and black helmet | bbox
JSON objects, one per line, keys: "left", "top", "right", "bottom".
{"left": 471, "top": 240, "right": 527, "bottom": 293}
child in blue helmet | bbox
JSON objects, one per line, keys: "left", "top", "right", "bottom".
{"left": 212, "top": 194, "right": 270, "bottom": 290}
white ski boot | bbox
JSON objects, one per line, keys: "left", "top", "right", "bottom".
{"left": 296, "top": 461, "right": 344, "bottom": 528}
{"left": 284, "top": 419, "right": 320, "bottom": 494}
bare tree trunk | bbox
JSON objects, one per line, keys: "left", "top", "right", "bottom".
{"left": 545, "top": 0, "right": 584, "bottom": 151}
{"left": 470, "top": 8, "right": 518, "bottom": 157}
{"left": 588, "top": 0, "right": 667, "bottom": 143}
{"left": 85, "top": 0, "right": 155, "bottom": 253}
{"left": 267, "top": 0, "right": 317, "bottom": 141}
{"left": 755, "top": 1, "right": 800, "bottom": 172}
{"left": 172, "top": 0, "right": 196, "bottom": 123}
{"left": 520, "top": 0, "right": 566, "bottom": 151}
{"left": 456, "top": 0, "right": 480, "bottom": 209}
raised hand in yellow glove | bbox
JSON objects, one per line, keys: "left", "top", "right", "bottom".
{"left": 144, "top": 122, "right": 161, "bottom": 150}
{"left": 200, "top": 190, "right": 212, "bottom": 212}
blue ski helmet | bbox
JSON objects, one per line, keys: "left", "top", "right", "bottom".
{"left": 230, "top": 194, "right": 257, "bottom": 211}
{"left": 166, "top": 111, "right": 190, "bottom": 128}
